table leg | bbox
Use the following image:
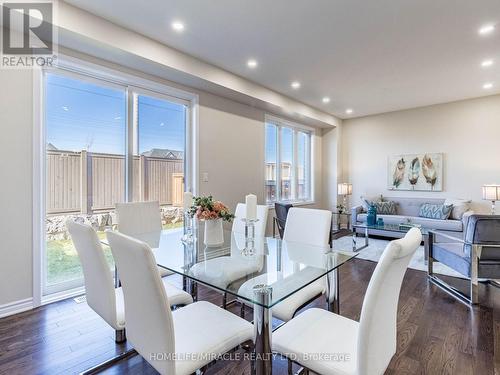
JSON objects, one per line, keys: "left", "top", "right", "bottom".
{"left": 186, "top": 278, "right": 198, "bottom": 302}
{"left": 326, "top": 267, "right": 340, "bottom": 314}
{"left": 423, "top": 233, "right": 429, "bottom": 265}
{"left": 352, "top": 228, "right": 369, "bottom": 252}
{"left": 253, "top": 284, "right": 273, "bottom": 375}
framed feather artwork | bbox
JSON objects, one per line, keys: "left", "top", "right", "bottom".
{"left": 387, "top": 153, "right": 443, "bottom": 191}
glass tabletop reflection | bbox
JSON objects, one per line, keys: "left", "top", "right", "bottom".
{"left": 105, "top": 226, "right": 358, "bottom": 309}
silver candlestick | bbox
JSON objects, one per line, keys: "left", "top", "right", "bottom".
{"left": 241, "top": 218, "right": 259, "bottom": 256}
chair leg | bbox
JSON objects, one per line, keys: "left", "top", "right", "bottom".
{"left": 115, "top": 329, "right": 126, "bottom": 343}
{"left": 79, "top": 348, "right": 137, "bottom": 375}
{"left": 240, "top": 301, "right": 245, "bottom": 318}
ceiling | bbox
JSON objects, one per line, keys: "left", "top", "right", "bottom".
{"left": 64, "top": 0, "right": 500, "bottom": 118}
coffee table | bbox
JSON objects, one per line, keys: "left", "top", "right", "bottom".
{"left": 351, "top": 223, "right": 429, "bottom": 253}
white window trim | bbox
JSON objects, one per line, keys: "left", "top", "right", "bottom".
{"left": 33, "top": 54, "right": 199, "bottom": 306}
{"left": 264, "top": 114, "right": 315, "bottom": 207}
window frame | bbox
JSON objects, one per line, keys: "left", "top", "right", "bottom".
{"left": 264, "top": 114, "right": 314, "bottom": 206}
{"left": 33, "top": 54, "right": 199, "bottom": 305}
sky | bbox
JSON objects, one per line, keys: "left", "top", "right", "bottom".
{"left": 46, "top": 72, "right": 300, "bottom": 164}
{"left": 46, "top": 73, "right": 185, "bottom": 155}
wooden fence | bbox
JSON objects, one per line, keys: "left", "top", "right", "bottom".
{"left": 46, "top": 150, "right": 184, "bottom": 215}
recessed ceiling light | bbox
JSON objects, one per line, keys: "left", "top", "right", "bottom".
{"left": 483, "top": 82, "right": 494, "bottom": 89}
{"left": 481, "top": 59, "right": 494, "bottom": 68}
{"left": 322, "top": 97, "right": 330, "bottom": 104}
{"left": 345, "top": 108, "right": 353, "bottom": 114}
{"left": 247, "top": 59, "right": 258, "bottom": 68}
{"left": 479, "top": 24, "right": 495, "bottom": 35}
{"left": 291, "top": 81, "right": 301, "bottom": 89}
{"left": 171, "top": 21, "right": 185, "bottom": 32}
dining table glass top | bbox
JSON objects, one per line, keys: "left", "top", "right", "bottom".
{"left": 104, "top": 225, "right": 358, "bottom": 309}
{"left": 352, "top": 222, "right": 429, "bottom": 235}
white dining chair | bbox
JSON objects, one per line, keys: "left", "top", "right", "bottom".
{"left": 115, "top": 201, "right": 171, "bottom": 277}
{"left": 239, "top": 207, "right": 332, "bottom": 321}
{"left": 232, "top": 203, "right": 269, "bottom": 237}
{"left": 190, "top": 202, "right": 269, "bottom": 309}
{"left": 106, "top": 230, "right": 254, "bottom": 375}
{"left": 66, "top": 221, "right": 193, "bottom": 338}
{"left": 66, "top": 220, "right": 193, "bottom": 374}
{"left": 273, "top": 228, "right": 422, "bottom": 375}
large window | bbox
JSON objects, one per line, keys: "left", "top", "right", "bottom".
{"left": 265, "top": 116, "right": 312, "bottom": 204}
{"left": 43, "top": 66, "right": 192, "bottom": 296}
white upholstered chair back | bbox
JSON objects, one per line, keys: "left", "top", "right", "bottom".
{"left": 232, "top": 203, "right": 269, "bottom": 237}
{"left": 115, "top": 201, "right": 162, "bottom": 237}
{"left": 283, "top": 207, "right": 331, "bottom": 246}
{"left": 66, "top": 220, "right": 120, "bottom": 330}
{"left": 107, "top": 231, "right": 176, "bottom": 375}
{"left": 357, "top": 227, "right": 422, "bottom": 375}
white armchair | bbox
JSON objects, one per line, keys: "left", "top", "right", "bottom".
{"left": 272, "top": 227, "right": 422, "bottom": 375}
{"left": 106, "top": 230, "right": 254, "bottom": 375}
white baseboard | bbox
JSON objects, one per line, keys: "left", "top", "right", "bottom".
{"left": 0, "top": 298, "right": 34, "bottom": 319}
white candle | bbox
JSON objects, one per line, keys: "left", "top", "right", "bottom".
{"left": 245, "top": 194, "right": 257, "bottom": 221}
{"left": 183, "top": 192, "right": 193, "bottom": 211}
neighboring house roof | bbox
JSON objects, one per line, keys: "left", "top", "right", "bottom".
{"left": 141, "top": 148, "right": 184, "bottom": 159}
{"left": 47, "top": 143, "right": 58, "bottom": 151}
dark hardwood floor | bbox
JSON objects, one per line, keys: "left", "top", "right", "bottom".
{"left": 0, "top": 258, "right": 498, "bottom": 374}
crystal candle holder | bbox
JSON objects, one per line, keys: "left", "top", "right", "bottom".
{"left": 181, "top": 211, "right": 194, "bottom": 245}
{"left": 241, "top": 218, "right": 259, "bottom": 256}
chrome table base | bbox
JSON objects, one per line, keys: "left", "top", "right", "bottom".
{"left": 253, "top": 284, "right": 273, "bottom": 375}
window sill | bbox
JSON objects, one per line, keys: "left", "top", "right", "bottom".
{"left": 267, "top": 200, "right": 315, "bottom": 209}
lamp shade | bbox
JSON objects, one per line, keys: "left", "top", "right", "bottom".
{"left": 482, "top": 185, "right": 500, "bottom": 201}
{"left": 338, "top": 183, "right": 353, "bottom": 196}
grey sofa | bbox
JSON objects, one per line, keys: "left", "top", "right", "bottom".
{"left": 351, "top": 197, "right": 473, "bottom": 238}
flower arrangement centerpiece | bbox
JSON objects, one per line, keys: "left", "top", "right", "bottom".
{"left": 189, "top": 195, "right": 234, "bottom": 246}
{"left": 189, "top": 195, "right": 235, "bottom": 222}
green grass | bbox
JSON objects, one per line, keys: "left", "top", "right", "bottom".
{"left": 46, "top": 221, "right": 183, "bottom": 286}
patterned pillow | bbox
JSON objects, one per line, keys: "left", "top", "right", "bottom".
{"left": 360, "top": 195, "right": 383, "bottom": 212}
{"left": 373, "top": 201, "right": 398, "bottom": 215}
{"left": 419, "top": 203, "right": 453, "bottom": 220}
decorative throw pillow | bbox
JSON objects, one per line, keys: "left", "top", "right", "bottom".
{"left": 360, "top": 195, "right": 384, "bottom": 212}
{"left": 444, "top": 198, "right": 471, "bottom": 220}
{"left": 419, "top": 203, "right": 453, "bottom": 220}
{"left": 373, "top": 201, "right": 398, "bottom": 215}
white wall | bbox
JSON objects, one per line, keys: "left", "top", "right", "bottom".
{"left": 0, "top": 69, "right": 34, "bottom": 305}
{"left": 341, "top": 95, "right": 500, "bottom": 213}
{"left": 0, "top": 52, "right": 326, "bottom": 308}
{"left": 322, "top": 124, "right": 343, "bottom": 211}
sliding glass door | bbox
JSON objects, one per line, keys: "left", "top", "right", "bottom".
{"left": 43, "top": 68, "right": 190, "bottom": 296}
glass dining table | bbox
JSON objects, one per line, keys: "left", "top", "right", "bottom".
{"left": 105, "top": 225, "right": 358, "bottom": 375}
